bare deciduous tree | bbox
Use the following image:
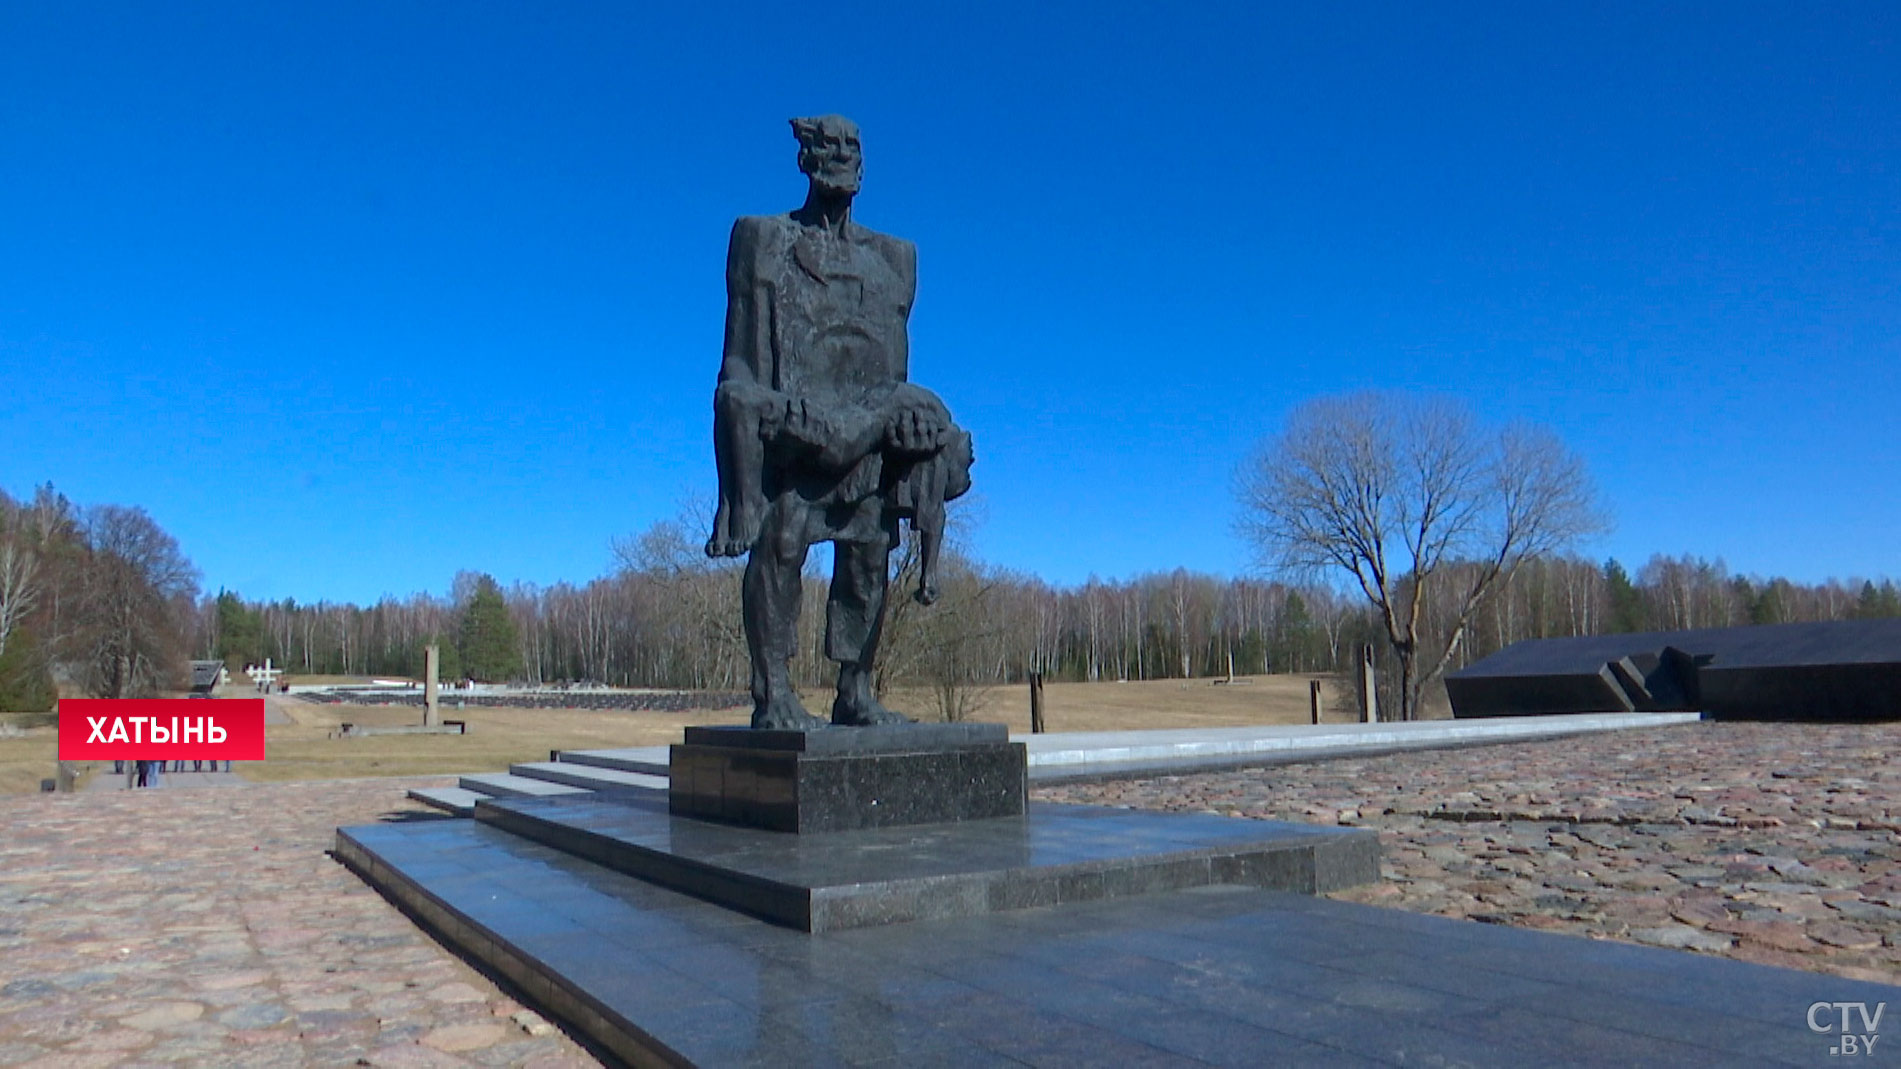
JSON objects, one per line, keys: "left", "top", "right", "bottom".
{"left": 875, "top": 511, "right": 1005, "bottom": 721}
{"left": 79, "top": 506, "right": 200, "bottom": 698}
{"left": 611, "top": 512, "right": 746, "bottom": 690}
{"left": 1638, "top": 553, "right": 1737, "bottom": 630}
{"left": 1238, "top": 392, "right": 1603, "bottom": 720}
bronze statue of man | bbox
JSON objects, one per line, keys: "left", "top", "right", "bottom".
{"left": 709, "top": 115, "right": 973, "bottom": 730}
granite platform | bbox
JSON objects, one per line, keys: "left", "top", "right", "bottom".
{"left": 336, "top": 817, "right": 1898, "bottom": 1067}
{"left": 472, "top": 793, "right": 1377, "bottom": 932}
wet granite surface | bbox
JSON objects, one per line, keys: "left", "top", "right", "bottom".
{"left": 340, "top": 817, "right": 1898, "bottom": 1067}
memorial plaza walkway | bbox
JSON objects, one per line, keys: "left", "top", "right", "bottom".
{"left": 0, "top": 718, "right": 1892, "bottom": 1065}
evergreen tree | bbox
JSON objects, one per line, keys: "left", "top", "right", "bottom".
{"left": 1731, "top": 576, "right": 1787, "bottom": 626}
{"left": 1854, "top": 580, "right": 1901, "bottom": 619}
{"left": 0, "top": 626, "right": 57, "bottom": 712}
{"left": 1271, "top": 590, "right": 1316, "bottom": 673}
{"left": 456, "top": 575, "right": 520, "bottom": 682}
{"left": 213, "top": 590, "right": 265, "bottom": 670}
{"left": 1604, "top": 559, "right": 1645, "bottom": 632}
{"left": 407, "top": 634, "right": 462, "bottom": 682}
{"left": 1747, "top": 579, "right": 1789, "bottom": 625}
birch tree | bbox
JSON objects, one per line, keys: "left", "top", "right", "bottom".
{"left": 0, "top": 533, "right": 39, "bottom": 659}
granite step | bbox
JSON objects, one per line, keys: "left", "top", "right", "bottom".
{"left": 552, "top": 746, "right": 670, "bottom": 776}
{"left": 407, "top": 785, "right": 488, "bottom": 816}
{"left": 458, "top": 772, "right": 592, "bottom": 799}
{"left": 475, "top": 794, "right": 1378, "bottom": 932}
{"left": 509, "top": 761, "right": 667, "bottom": 793}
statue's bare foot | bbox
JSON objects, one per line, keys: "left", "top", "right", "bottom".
{"left": 831, "top": 694, "right": 914, "bottom": 727}
{"left": 914, "top": 580, "right": 939, "bottom": 606}
{"left": 706, "top": 500, "right": 762, "bottom": 558}
{"left": 707, "top": 501, "right": 736, "bottom": 558}
{"left": 753, "top": 694, "right": 828, "bottom": 731}
{"left": 706, "top": 537, "right": 751, "bottom": 558}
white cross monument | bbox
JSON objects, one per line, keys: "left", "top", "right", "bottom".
{"left": 247, "top": 658, "right": 283, "bottom": 692}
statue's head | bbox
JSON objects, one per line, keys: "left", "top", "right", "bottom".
{"left": 791, "top": 115, "right": 862, "bottom": 198}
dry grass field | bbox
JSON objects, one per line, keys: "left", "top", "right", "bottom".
{"left": 240, "top": 695, "right": 753, "bottom": 783}
{"left": 885, "top": 673, "right": 1345, "bottom": 733}
{"left": 0, "top": 717, "right": 62, "bottom": 796}
{"left": 1, "top": 675, "right": 1363, "bottom": 793}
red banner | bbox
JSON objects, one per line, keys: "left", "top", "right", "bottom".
{"left": 58, "top": 699, "right": 266, "bottom": 761}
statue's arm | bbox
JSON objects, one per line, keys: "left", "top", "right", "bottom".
{"left": 716, "top": 217, "right": 798, "bottom": 453}
{"left": 709, "top": 221, "right": 788, "bottom": 555}
{"left": 887, "top": 236, "right": 918, "bottom": 383}
{"left": 719, "top": 218, "right": 777, "bottom": 390}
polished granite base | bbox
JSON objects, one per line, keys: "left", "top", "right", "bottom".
{"left": 479, "top": 793, "right": 1378, "bottom": 931}
{"left": 335, "top": 818, "right": 1898, "bottom": 1067}
{"left": 669, "top": 722, "right": 1027, "bottom": 833}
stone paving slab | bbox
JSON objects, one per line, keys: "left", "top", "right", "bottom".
{"left": 0, "top": 777, "right": 599, "bottom": 1067}
{"left": 1043, "top": 721, "right": 1901, "bottom": 984}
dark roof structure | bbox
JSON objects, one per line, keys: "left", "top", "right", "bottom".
{"left": 1446, "top": 618, "right": 1901, "bottom": 721}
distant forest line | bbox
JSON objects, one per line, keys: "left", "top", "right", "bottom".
{"left": 2, "top": 483, "right": 1897, "bottom": 713}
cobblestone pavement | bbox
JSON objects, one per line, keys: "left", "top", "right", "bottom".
{"left": 0, "top": 779, "right": 600, "bottom": 1068}
{"left": 1040, "top": 720, "right": 1901, "bottom": 985}
{"left": 83, "top": 767, "right": 244, "bottom": 792}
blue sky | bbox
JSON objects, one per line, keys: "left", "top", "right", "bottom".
{"left": 3, "top": 3, "right": 1896, "bottom": 604}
